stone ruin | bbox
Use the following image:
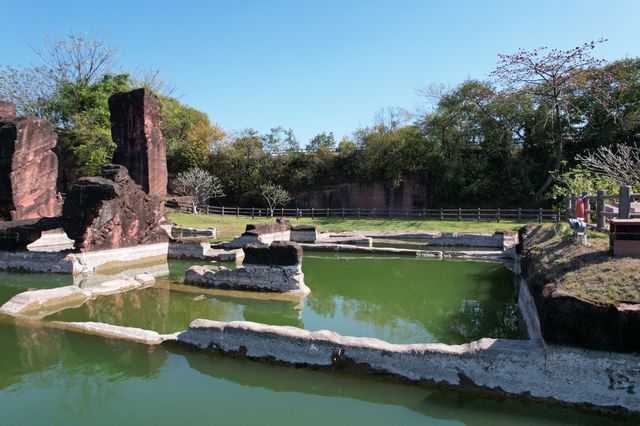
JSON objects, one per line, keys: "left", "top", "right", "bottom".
{"left": 224, "top": 218, "right": 317, "bottom": 248}
{"left": 0, "top": 101, "right": 16, "bottom": 118}
{"left": 62, "top": 164, "right": 167, "bottom": 252}
{"left": 0, "top": 101, "right": 60, "bottom": 221}
{"left": 109, "top": 88, "right": 168, "bottom": 198}
{"left": 0, "top": 88, "right": 170, "bottom": 255}
{"left": 185, "top": 241, "right": 309, "bottom": 295}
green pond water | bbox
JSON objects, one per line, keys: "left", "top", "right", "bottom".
{"left": 47, "top": 254, "right": 524, "bottom": 344}
{"left": 0, "top": 320, "right": 637, "bottom": 425}
{"left": 1, "top": 257, "right": 638, "bottom": 424}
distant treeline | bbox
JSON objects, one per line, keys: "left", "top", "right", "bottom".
{"left": 2, "top": 35, "right": 638, "bottom": 207}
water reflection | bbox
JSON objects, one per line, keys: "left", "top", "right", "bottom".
{"left": 1, "top": 320, "right": 636, "bottom": 426}
{"left": 47, "top": 285, "right": 304, "bottom": 333}
{"left": 301, "top": 254, "right": 523, "bottom": 343}
{"left": 43, "top": 255, "right": 522, "bottom": 344}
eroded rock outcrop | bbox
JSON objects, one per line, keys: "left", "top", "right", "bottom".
{"left": 62, "top": 164, "right": 168, "bottom": 252}
{"left": 0, "top": 101, "right": 16, "bottom": 118}
{"left": 109, "top": 88, "right": 167, "bottom": 198}
{"left": 185, "top": 241, "right": 309, "bottom": 295}
{"left": 0, "top": 114, "right": 59, "bottom": 220}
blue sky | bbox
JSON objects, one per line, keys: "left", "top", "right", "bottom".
{"left": 2, "top": 0, "right": 639, "bottom": 144}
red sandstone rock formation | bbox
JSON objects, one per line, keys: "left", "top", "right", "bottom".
{"left": 62, "top": 164, "right": 168, "bottom": 252}
{"left": 0, "top": 115, "right": 59, "bottom": 221}
{"left": 0, "top": 101, "right": 16, "bottom": 118}
{"left": 109, "top": 88, "right": 167, "bottom": 198}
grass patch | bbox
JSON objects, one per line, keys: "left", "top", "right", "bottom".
{"left": 167, "top": 211, "right": 526, "bottom": 241}
{"left": 522, "top": 224, "right": 640, "bottom": 305}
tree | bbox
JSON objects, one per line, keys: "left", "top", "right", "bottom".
{"left": 53, "top": 73, "right": 132, "bottom": 183}
{"left": 161, "top": 96, "right": 225, "bottom": 172}
{"left": 576, "top": 143, "right": 640, "bottom": 188}
{"left": 174, "top": 168, "right": 225, "bottom": 214}
{"left": 308, "top": 132, "right": 336, "bottom": 152}
{"left": 32, "top": 33, "right": 118, "bottom": 87}
{"left": 491, "top": 39, "right": 610, "bottom": 199}
{"left": 0, "top": 33, "right": 119, "bottom": 118}
{"left": 262, "top": 126, "right": 299, "bottom": 153}
{"left": 260, "top": 183, "right": 292, "bottom": 214}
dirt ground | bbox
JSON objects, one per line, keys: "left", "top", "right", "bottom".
{"left": 522, "top": 224, "right": 640, "bottom": 306}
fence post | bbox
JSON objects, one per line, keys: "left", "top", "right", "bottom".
{"left": 619, "top": 185, "right": 632, "bottom": 219}
{"left": 342, "top": 208, "right": 345, "bottom": 218}
{"left": 422, "top": 208, "right": 426, "bottom": 219}
{"left": 373, "top": 208, "right": 376, "bottom": 218}
{"left": 206, "top": 205, "right": 210, "bottom": 215}
{"left": 582, "top": 192, "right": 590, "bottom": 223}
{"left": 311, "top": 208, "right": 314, "bottom": 219}
{"left": 538, "top": 207, "right": 543, "bottom": 223}
{"left": 252, "top": 207, "right": 255, "bottom": 219}
{"left": 458, "top": 208, "right": 462, "bottom": 221}
{"left": 517, "top": 208, "right": 522, "bottom": 221}
{"left": 476, "top": 207, "right": 480, "bottom": 222}
{"left": 221, "top": 206, "right": 225, "bottom": 217}
{"left": 281, "top": 207, "right": 284, "bottom": 217}
{"left": 496, "top": 208, "right": 501, "bottom": 223}
{"left": 357, "top": 208, "right": 360, "bottom": 218}
{"left": 236, "top": 206, "right": 240, "bottom": 218}
{"left": 296, "top": 208, "right": 300, "bottom": 219}
{"left": 326, "top": 207, "right": 329, "bottom": 218}
{"left": 596, "top": 190, "right": 605, "bottom": 230}
{"left": 440, "top": 208, "right": 444, "bottom": 221}
{"left": 259, "top": 209, "right": 262, "bottom": 217}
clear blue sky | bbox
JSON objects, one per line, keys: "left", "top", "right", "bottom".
{"left": 2, "top": 0, "right": 639, "bottom": 144}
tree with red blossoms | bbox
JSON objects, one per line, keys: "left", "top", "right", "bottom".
{"left": 491, "top": 39, "right": 611, "bottom": 199}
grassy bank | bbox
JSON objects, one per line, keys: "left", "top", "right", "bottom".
{"left": 522, "top": 224, "right": 639, "bottom": 305}
{"left": 167, "top": 211, "right": 526, "bottom": 241}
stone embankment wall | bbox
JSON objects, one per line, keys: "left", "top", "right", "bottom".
{"left": 295, "top": 179, "right": 426, "bottom": 210}
{"left": 519, "top": 225, "right": 640, "bottom": 352}
{"left": 174, "top": 319, "right": 640, "bottom": 412}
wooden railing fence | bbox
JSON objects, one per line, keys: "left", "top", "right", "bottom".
{"left": 165, "top": 201, "right": 562, "bottom": 223}
{"left": 565, "top": 185, "right": 640, "bottom": 230}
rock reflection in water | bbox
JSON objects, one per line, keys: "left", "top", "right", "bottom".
{"left": 47, "top": 283, "right": 304, "bottom": 333}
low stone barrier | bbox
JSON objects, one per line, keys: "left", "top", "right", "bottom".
{"left": 0, "top": 242, "right": 169, "bottom": 274}
{"left": 174, "top": 319, "right": 640, "bottom": 412}
{"left": 224, "top": 218, "right": 292, "bottom": 248}
{"left": 170, "top": 226, "right": 217, "bottom": 239}
{"left": 290, "top": 225, "right": 317, "bottom": 243}
{"left": 184, "top": 242, "right": 309, "bottom": 295}
{"left": 363, "top": 231, "right": 517, "bottom": 249}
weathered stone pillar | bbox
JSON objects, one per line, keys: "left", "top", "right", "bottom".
{"left": 0, "top": 114, "right": 59, "bottom": 221}
{"left": 108, "top": 88, "right": 167, "bottom": 198}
